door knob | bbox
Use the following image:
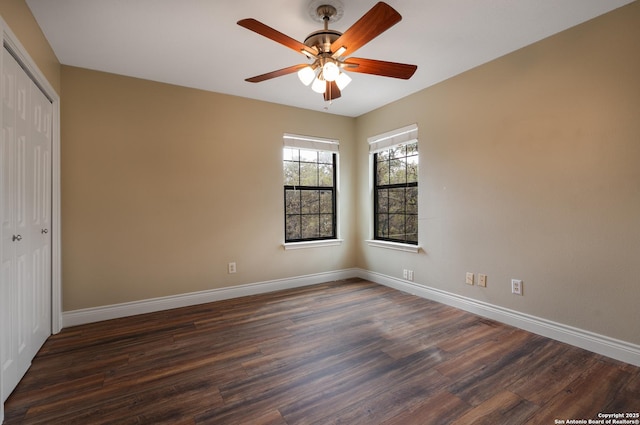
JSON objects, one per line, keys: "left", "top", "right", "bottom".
{"left": 41, "top": 228, "right": 49, "bottom": 234}
{"left": 12, "top": 234, "right": 22, "bottom": 242}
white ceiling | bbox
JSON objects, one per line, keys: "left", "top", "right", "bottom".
{"left": 26, "top": 0, "right": 634, "bottom": 117}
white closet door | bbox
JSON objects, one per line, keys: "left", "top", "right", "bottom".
{"left": 1, "top": 45, "right": 26, "bottom": 401}
{"left": 1, "top": 47, "right": 52, "bottom": 402}
{"left": 27, "top": 62, "right": 52, "bottom": 360}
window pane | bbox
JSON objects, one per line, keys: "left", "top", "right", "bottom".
{"left": 285, "top": 189, "right": 300, "bottom": 214}
{"left": 389, "top": 214, "right": 405, "bottom": 241}
{"left": 376, "top": 158, "right": 389, "bottom": 185}
{"left": 406, "top": 143, "right": 418, "bottom": 156}
{"left": 286, "top": 215, "right": 301, "bottom": 240}
{"left": 284, "top": 148, "right": 301, "bottom": 161}
{"left": 284, "top": 161, "right": 299, "bottom": 186}
{"left": 390, "top": 145, "right": 403, "bottom": 159}
{"left": 318, "top": 151, "right": 332, "bottom": 164}
{"left": 406, "top": 186, "right": 418, "bottom": 214}
{"left": 319, "top": 214, "right": 333, "bottom": 237}
{"left": 407, "top": 155, "right": 418, "bottom": 183}
{"left": 318, "top": 162, "right": 333, "bottom": 186}
{"left": 319, "top": 190, "right": 333, "bottom": 214}
{"left": 300, "top": 190, "right": 319, "bottom": 214}
{"left": 300, "top": 162, "right": 318, "bottom": 186}
{"left": 299, "top": 149, "right": 318, "bottom": 162}
{"left": 376, "top": 188, "right": 388, "bottom": 213}
{"left": 406, "top": 215, "right": 418, "bottom": 243}
{"left": 376, "top": 214, "right": 388, "bottom": 239}
{"left": 389, "top": 158, "right": 405, "bottom": 184}
{"left": 388, "top": 188, "right": 405, "bottom": 213}
{"left": 301, "top": 215, "right": 319, "bottom": 239}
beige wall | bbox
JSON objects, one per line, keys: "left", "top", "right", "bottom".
{"left": 61, "top": 67, "right": 357, "bottom": 310}
{"left": 355, "top": 1, "right": 640, "bottom": 345}
{"left": 0, "top": 0, "right": 60, "bottom": 93}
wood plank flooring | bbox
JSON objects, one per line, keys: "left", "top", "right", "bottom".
{"left": 4, "top": 279, "right": 639, "bottom": 424}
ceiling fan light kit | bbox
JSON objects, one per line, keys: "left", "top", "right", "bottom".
{"left": 237, "top": 1, "right": 417, "bottom": 103}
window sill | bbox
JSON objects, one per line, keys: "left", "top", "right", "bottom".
{"left": 284, "top": 239, "right": 343, "bottom": 250}
{"left": 366, "top": 240, "right": 421, "bottom": 253}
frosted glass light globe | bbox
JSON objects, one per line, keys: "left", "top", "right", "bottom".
{"left": 322, "top": 61, "right": 340, "bottom": 82}
{"left": 297, "top": 66, "right": 315, "bottom": 86}
{"left": 311, "top": 77, "right": 326, "bottom": 94}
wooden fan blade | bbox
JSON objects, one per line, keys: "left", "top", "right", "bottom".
{"left": 330, "top": 2, "right": 401, "bottom": 57}
{"left": 343, "top": 58, "right": 417, "bottom": 79}
{"left": 238, "top": 19, "right": 317, "bottom": 57}
{"left": 323, "top": 81, "right": 341, "bottom": 101}
{"left": 245, "top": 64, "right": 308, "bottom": 83}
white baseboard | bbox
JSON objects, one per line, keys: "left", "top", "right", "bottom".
{"left": 62, "top": 268, "right": 640, "bottom": 367}
{"left": 357, "top": 269, "right": 640, "bottom": 367}
{"left": 62, "top": 269, "right": 359, "bottom": 328}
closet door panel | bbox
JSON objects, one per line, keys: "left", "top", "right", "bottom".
{"left": 14, "top": 52, "right": 32, "bottom": 378}
{"left": 1, "top": 46, "right": 21, "bottom": 401}
{"left": 27, "top": 75, "right": 52, "bottom": 357}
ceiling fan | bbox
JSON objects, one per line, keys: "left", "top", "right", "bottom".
{"left": 237, "top": 1, "right": 417, "bottom": 102}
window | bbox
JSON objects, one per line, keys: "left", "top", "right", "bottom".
{"left": 283, "top": 134, "right": 338, "bottom": 243}
{"left": 370, "top": 124, "right": 418, "bottom": 245}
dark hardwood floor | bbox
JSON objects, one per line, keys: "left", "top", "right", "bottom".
{"left": 4, "top": 279, "right": 639, "bottom": 424}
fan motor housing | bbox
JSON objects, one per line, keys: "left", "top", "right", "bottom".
{"left": 304, "top": 29, "right": 342, "bottom": 54}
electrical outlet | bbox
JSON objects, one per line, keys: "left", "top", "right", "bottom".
{"left": 511, "top": 279, "right": 523, "bottom": 295}
{"left": 478, "top": 274, "right": 487, "bottom": 287}
{"left": 228, "top": 262, "right": 236, "bottom": 274}
{"left": 403, "top": 269, "right": 408, "bottom": 279}
{"left": 408, "top": 270, "right": 414, "bottom": 281}
{"left": 466, "top": 272, "right": 474, "bottom": 285}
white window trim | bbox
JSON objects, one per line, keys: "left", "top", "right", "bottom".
{"left": 366, "top": 239, "right": 421, "bottom": 253}
{"left": 284, "top": 239, "right": 344, "bottom": 250}
{"left": 368, "top": 123, "right": 418, "bottom": 153}
{"left": 283, "top": 133, "right": 339, "bottom": 152}
{"left": 282, "top": 133, "right": 341, "bottom": 248}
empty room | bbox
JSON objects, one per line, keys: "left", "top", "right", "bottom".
{"left": 1, "top": 0, "right": 639, "bottom": 423}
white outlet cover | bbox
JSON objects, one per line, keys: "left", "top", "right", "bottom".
{"left": 466, "top": 272, "right": 474, "bottom": 285}
{"left": 511, "top": 279, "right": 523, "bottom": 295}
